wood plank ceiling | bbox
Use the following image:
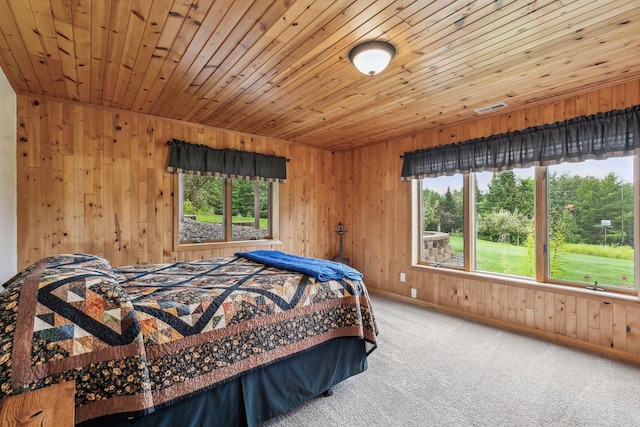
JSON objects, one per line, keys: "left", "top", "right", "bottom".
{"left": 1, "top": 0, "right": 639, "bottom": 151}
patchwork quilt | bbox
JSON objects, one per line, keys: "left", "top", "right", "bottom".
{"left": 0, "top": 254, "right": 377, "bottom": 424}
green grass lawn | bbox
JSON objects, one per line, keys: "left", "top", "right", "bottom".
{"left": 448, "top": 236, "right": 634, "bottom": 289}
{"left": 190, "top": 213, "right": 268, "bottom": 228}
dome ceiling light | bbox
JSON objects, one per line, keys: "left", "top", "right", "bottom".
{"left": 348, "top": 40, "right": 396, "bottom": 76}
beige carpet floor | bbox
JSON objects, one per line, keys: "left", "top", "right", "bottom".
{"left": 262, "top": 294, "right": 640, "bottom": 427}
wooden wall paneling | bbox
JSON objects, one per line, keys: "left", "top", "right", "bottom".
{"left": 458, "top": 278, "right": 469, "bottom": 312}
{"left": 533, "top": 290, "right": 544, "bottom": 331}
{"left": 475, "top": 277, "right": 486, "bottom": 317}
{"left": 587, "top": 299, "right": 601, "bottom": 344}
{"left": 72, "top": 105, "right": 86, "bottom": 254}
{"left": 627, "top": 305, "right": 640, "bottom": 354}
{"left": 543, "top": 292, "right": 554, "bottom": 333}
{"left": 542, "top": 99, "right": 555, "bottom": 125}
{"left": 586, "top": 90, "right": 601, "bottom": 115}
{"left": 110, "top": 110, "right": 124, "bottom": 266}
{"left": 467, "top": 278, "right": 480, "bottom": 314}
{"left": 497, "top": 283, "right": 510, "bottom": 322}
{"left": 102, "top": 109, "right": 115, "bottom": 264}
{"left": 439, "top": 275, "right": 452, "bottom": 308}
{"left": 354, "top": 148, "right": 368, "bottom": 280}
{"left": 564, "top": 294, "right": 577, "bottom": 339}
{"left": 507, "top": 285, "right": 518, "bottom": 324}
{"left": 145, "top": 162, "right": 158, "bottom": 263}
{"left": 300, "top": 144, "right": 312, "bottom": 255}
{"left": 161, "top": 123, "right": 174, "bottom": 261}
{"left": 600, "top": 301, "right": 614, "bottom": 348}
{"left": 554, "top": 294, "right": 566, "bottom": 336}
{"left": 515, "top": 287, "right": 527, "bottom": 326}
{"left": 16, "top": 102, "right": 29, "bottom": 265}
{"left": 627, "top": 80, "right": 640, "bottom": 105}
{"left": 285, "top": 144, "right": 304, "bottom": 254}
{"left": 598, "top": 85, "right": 613, "bottom": 112}
{"left": 17, "top": 95, "right": 346, "bottom": 269}
{"left": 416, "top": 271, "right": 426, "bottom": 306}
{"left": 575, "top": 297, "right": 589, "bottom": 342}
{"left": 83, "top": 107, "right": 95, "bottom": 256}
{"left": 137, "top": 119, "right": 149, "bottom": 264}
{"left": 153, "top": 120, "right": 167, "bottom": 261}
{"left": 27, "top": 162, "right": 40, "bottom": 264}
{"left": 84, "top": 191, "right": 95, "bottom": 256}
{"left": 524, "top": 288, "right": 535, "bottom": 329}
{"left": 40, "top": 101, "right": 53, "bottom": 255}
{"left": 574, "top": 92, "right": 588, "bottom": 118}
{"left": 128, "top": 114, "right": 140, "bottom": 264}
{"left": 482, "top": 281, "right": 493, "bottom": 318}
{"left": 51, "top": 102, "right": 65, "bottom": 254}
{"left": 92, "top": 143, "right": 104, "bottom": 258}
{"left": 612, "top": 303, "right": 627, "bottom": 352}
{"left": 378, "top": 142, "right": 392, "bottom": 293}
{"left": 68, "top": 101, "right": 81, "bottom": 257}
{"left": 121, "top": 112, "right": 134, "bottom": 263}
{"left": 62, "top": 148, "right": 74, "bottom": 255}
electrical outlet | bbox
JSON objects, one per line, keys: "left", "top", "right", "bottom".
{"left": 410, "top": 288, "right": 417, "bottom": 298}
{"left": 400, "top": 272, "right": 406, "bottom": 282}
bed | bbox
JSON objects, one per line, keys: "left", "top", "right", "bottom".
{"left": 0, "top": 252, "right": 377, "bottom": 426}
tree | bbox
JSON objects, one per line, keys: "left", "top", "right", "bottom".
{"left": 183, "top": 175, "right": 207, "bottom": 211}
{"left": 516, "top": 177, "right": 534, "bottom": 218}
{"left": 548, "top": 171, "right": 630, "bottom": 246}
{"left": 439, "top": 187, "right": 458, "bottom": 233}
{"left": 548, "top": 205, "right": 573, "bottom": 276}
{"left": 231, "top": 179, "right": 255, "bottom": 217}
{"left": 477, "top": 209, "right": 530, "bottom": 244}
{"left": 422, "top": 188, "right": 441, "bottom": 231}
{"left": 480, "top": 171, "right": 520, "bottom": 214}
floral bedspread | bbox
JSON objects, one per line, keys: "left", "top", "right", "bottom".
{"left": 0, "top": 254, "right": 377, "bottom": 423}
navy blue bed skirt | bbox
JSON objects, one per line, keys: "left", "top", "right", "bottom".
{"left": 79, "top": 337, "right": 369, "bottom": 427}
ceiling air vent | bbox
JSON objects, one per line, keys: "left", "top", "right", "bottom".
{"left": 474, "top": 102, "right": 508, "bottom": 114}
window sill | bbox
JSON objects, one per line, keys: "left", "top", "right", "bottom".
{"left": 410, "top": 263, "right": 639, "bottom": 302}
{"left": 174, "top": 239, "right": 282, "bottom": 252}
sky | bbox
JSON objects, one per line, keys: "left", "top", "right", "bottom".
{"left": 424, "top": 157, "right": 634, "bottom": 195}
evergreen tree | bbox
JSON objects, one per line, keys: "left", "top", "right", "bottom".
{"left": 481, "top": 171, "right": 520, "bottom": 214}
{"left": 439, "top": 187, "right": 457, "bottom": 233}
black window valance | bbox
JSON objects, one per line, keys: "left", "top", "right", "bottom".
{"left": 166, "top": 139, "right": 287, "bottom": 182}
{"left": 401, "top": 105, "right": 640, "bottom": 180}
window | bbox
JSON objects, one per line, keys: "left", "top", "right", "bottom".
{"left": 546, "top": 157, "right": 634, "bottom": 290}
{"left": 474, "top": 168, "right": 535, "bottom": 278}
{"left": 415, "top": 156, "right": 637, "bottom": 293}
{"left": 419, "top": 174, "right": 464, "bottom": 268}
{"left": 176, "top": 174, "right": 278, "bottom": 247}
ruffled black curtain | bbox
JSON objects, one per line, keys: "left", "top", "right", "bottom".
{"left": 401, "top": 105, "right": 640, "bottom": 180}
{"left": 166, "top": 139, "right": 287, "bottom": 182}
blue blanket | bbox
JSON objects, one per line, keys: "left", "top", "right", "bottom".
{"left": 235, "top": 250, "right": 363, "bottom": 281}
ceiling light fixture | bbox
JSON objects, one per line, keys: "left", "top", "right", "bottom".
{"left": 348, "top": 41, "right": 396, "bottom": 76}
